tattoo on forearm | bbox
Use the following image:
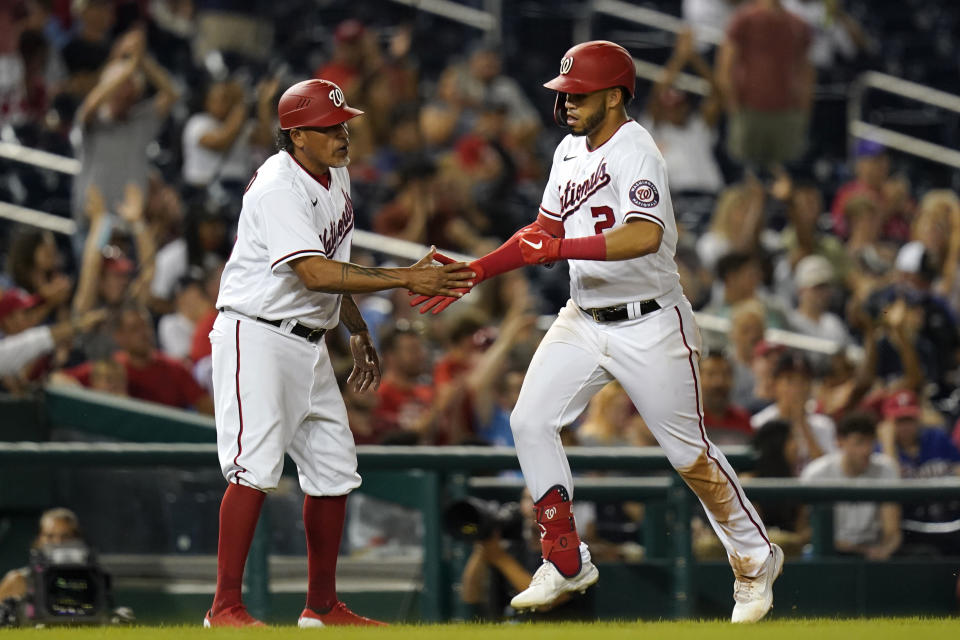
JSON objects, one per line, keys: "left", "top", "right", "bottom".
{"left": 339, "top": 295, "right": 369, "bottom": 334}
{"left": 338, "top": 263, "right": 403, "bottom": 285}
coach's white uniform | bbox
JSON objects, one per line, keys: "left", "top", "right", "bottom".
{"left": 210, "top": 151, "right": 361, "bottom": 496}
{"left": 511, "top": 120, "right": 772, "bottom": 576}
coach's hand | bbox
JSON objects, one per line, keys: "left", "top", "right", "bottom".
{"left": 404, "top": 247, "right": 476, "bottom": 297}
{"left": 518, "top": 230, "right": 562, "bottom": 265}
{"left": 409, "top": 251, "right": 486, "bottom": 315}
{"left": 348, "top": 331, "right": 382, "bottom": 392}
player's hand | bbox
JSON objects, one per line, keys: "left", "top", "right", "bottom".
{"left": 518, "top": 230, "right": 562, "bottom": 265}
{"left": 404, "top": 246, "right": 475, "bottom": 297}
{"left": 409, "top": 251, "right": 486, "bottom": 314}
{"left": 347, "top": 331, "right": 381, "bottom": 393}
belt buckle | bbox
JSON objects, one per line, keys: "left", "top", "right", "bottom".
{"left": 307, "top": 328, "right": 324, "bottom": 342}
{"left": 590, "top": 308, "right": 601, "bottom": 322}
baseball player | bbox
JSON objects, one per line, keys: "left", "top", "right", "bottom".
{"left": 413, "top": 41, "right": 782, "bottom": 623}
{"left": 205, "top": 79, "right": 474, "bottom": 628}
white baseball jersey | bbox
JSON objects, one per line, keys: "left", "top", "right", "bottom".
{"left": 538, "top": 120, "right": 681, "bottom": 309}
{"left": 216, "top": 151, "right": 354, "bottom": 329}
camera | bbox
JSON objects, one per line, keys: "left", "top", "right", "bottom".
{"left": 0, "top": 542, "right": 122, "bottom": 627}
{"left": 443, "top": 498, "right": 525, "bottom": 543}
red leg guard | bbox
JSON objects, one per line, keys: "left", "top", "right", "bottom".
{"left": 534, "top": 485, "right": 582, "bottom": 578}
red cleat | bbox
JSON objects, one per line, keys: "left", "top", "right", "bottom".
{"left": 297, "top": 601, "right": 388, "bottom": 627}
{"left": 203, "top": 604, "right": 266, "bottom": 627}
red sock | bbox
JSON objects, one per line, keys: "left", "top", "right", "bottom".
{"left": 304, "top": 494, "right": 347, "bottom": 612}
{"left": 535, "top": 485, "right": 582, "bottom": 577}
{"left": 212, "top": 483, "right": 266, "bottom": 614}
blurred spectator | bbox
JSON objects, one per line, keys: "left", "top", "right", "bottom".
{"left": 683, "top": 0, "right": 741, "bottom": 49}
{"left": 786, "top": 254, "right": 851, "bottom": 346}
{"left": 877, "top": 243, "right": 960, "bottom": 405}
{"left": 0, "top": 507, "right": 82, "bottom": 601}
{"left": 800, "top": 412, "right": 901, "bottom": 560}
{"left": 783, "top": 0, "right": 870, "bottom": 70}
{"left": 5, "top": 226, "right": 72, "bottom": 326}
{"left": 372, "top": 156, "right": 482, "bottom": 252}
{"left": 435, "top": 44, "right": 540, "bottom": 143}
{"left": 60, "top": 0, "right": 115, "bottom": 108}
{"left": 192, "top": 0, "right": 273, "bottom": 64}
{"left": 675, "top": 245, "right": 713, "bottom": 310}
{"left": 751, "top": 350, "right": 837, "bottom": 470}
{"left": 774, "top": 178, "right": 850, "bottom": 296}
{"left": 742, "top": 419, "right": 809, "bottom": 556}
{"left": 695, "top": 182, "right": 765, "bottom": 273}
{"left": 727, "top": 299, "right": 767, "bottom": 407}
{"left": 467, "top": 310, "right": 537, "bottom": 447}
{"left": 158, "top": 276, "right": 212, "bottom": 361}
{"left": 700, "top": 351, "right": 753, "bottom": 445}
{"left": 88, "top": 357, "right": 127, "bottom": 395}
{"left": 831, "top": 140, "right": 915, "bottom": 241}
{"left": 150, "top": 201, "right": 231, "bottom": 314}
{"left": 181, "top": 76, "right": 277, "bottom": 203}
{"left": 72, "top": 29, "right": 179, "bottom": 224}
{"left": 717, "top": 0, "right": 813, "bottom": 170}
{"left": 704, "top": 252, "right": 785, "bottom": 327}
{"left": 73, "top": 185, "right": 154, "bottom": 315}
{"left": 59, "top": 305, "right": 213, "bottom": 413}
{"left": 877, "top": 390, "right": 960, "bottom": 556}
{"left": 641, "top": 29, "right": 723, "bottom": 232}
{"left": 313, "top": 19, "right": 375, "bottom": 100}
{"left": 749, "top": 339, "right": 785, "bottom": 413}
{"left": 843, "top": 195, "right": 897, "bottom": 293}
{"left": 373, "top": 323, "right": 453, "bottom": 444}
{"left": 577, "top": 382, "right": 654, "bottom": 447}
{"left": 911, "top": 190, "right": 960, "bottom": 312}
{"left": 0, "top": 289, "right": 104, "bottom": 377}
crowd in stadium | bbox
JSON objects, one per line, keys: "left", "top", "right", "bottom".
{"left": 1, "top": 0, "right": 960, "bottom": 563}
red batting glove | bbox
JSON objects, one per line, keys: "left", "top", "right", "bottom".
{"left": 409, "top": 254, "right": 486, "bottom": 314}
{"left": 518, "top": 230, "right": 563, "bottom": 265}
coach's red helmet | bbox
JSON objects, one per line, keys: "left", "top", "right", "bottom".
{"left": 543, "top": 40, "right": 636, "bottom": 127}
{"left": 278, "top": 79, "right": 363, "bottom": 130}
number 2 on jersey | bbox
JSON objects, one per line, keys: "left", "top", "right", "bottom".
{"left": 591, "top": 206, "right": 615, "bottom": 235}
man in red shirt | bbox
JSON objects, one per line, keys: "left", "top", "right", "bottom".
{"left": 717, "top": 0, "right": 813, "bottom": 169}
{"left": 64, "top": 306, "right": 213, "bottom": 413}
{"left": 372, "top": 324, "right": 435, "bottom": 444}
{"left": 701, "top": 351, "right": 754, "bottom": 445}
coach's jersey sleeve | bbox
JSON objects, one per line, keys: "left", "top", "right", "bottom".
{"left": 618, "top": 153, "right": 671, "bottom": 230}
{"left": 538, "top": 143, "right": 565, "bottom": 224}
{"left": 258, "top": 189, "right": 327, "bottom": 273}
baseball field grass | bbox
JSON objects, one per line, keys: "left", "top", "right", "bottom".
{"left": 2, "top": 619, "right": 959, "bottom": 639}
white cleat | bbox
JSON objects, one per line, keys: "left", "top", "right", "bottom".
{"left": 510, "top": 560, "right": 599, "bottom": 611}
{"left": 731, "top": 543, "right": 784, "bottom": 623}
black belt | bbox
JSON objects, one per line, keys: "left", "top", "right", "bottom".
{"left": 579, "top": 300, "right": 660, "bottom": 322}
{"left": 256, "top": 317, "right": 327, "bottom": 343}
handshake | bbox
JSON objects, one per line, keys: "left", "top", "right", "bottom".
{"left": 409, "top": 227, "right": 564, "bottom": 315}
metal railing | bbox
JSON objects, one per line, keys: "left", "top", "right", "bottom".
{"left": 3, "top": 440, "right": 960, "bottom": 621}
{"left": 848, "top": 70, "right": 960, "bottom": 170}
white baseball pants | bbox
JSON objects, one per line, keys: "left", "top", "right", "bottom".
{"left": 510, "top": 298, "right": 771, "bottom": 577}
{"left": 210, "top": 312, "right": 361, "bottom": 496}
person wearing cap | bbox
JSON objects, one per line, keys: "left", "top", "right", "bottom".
{"left": 0, "top": 288, "right": 105, "bottom": 377}
{"left": 204, "top": 79, "right": 472, "bottom": 628}
{"left": 831, "top": 139, "right": 915, "bottom": 241}
{"left": 877, "top": 390, "right": 960, "bottom": 555}
{"left": 751, "top": 350, "right": 837, "bottom": 471}
{"left": 786, "top": 254, "right": 851, "bottom": 346}
{"left": 800, "top": 412, "right": 901, "bottom": 560}
{"left": 887, "top": 242, "right": 960, "bottom": 405}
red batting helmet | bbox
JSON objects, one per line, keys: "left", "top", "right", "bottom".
{"left": 543, "top": 40, "right": 636, "bottom": 127}
{"left": 277, "top": 79, "right": 363, "bottom": 130}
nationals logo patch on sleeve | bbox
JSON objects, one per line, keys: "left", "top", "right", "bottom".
{"left": 629, "top": 179, "right": 660, "bottom": 208}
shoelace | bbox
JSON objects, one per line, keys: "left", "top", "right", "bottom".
{"left": 733, "top": 576, "right": 762, "bottom": 602}
{"left": 528, "top": 562, "right": 554, "bottom": 588}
